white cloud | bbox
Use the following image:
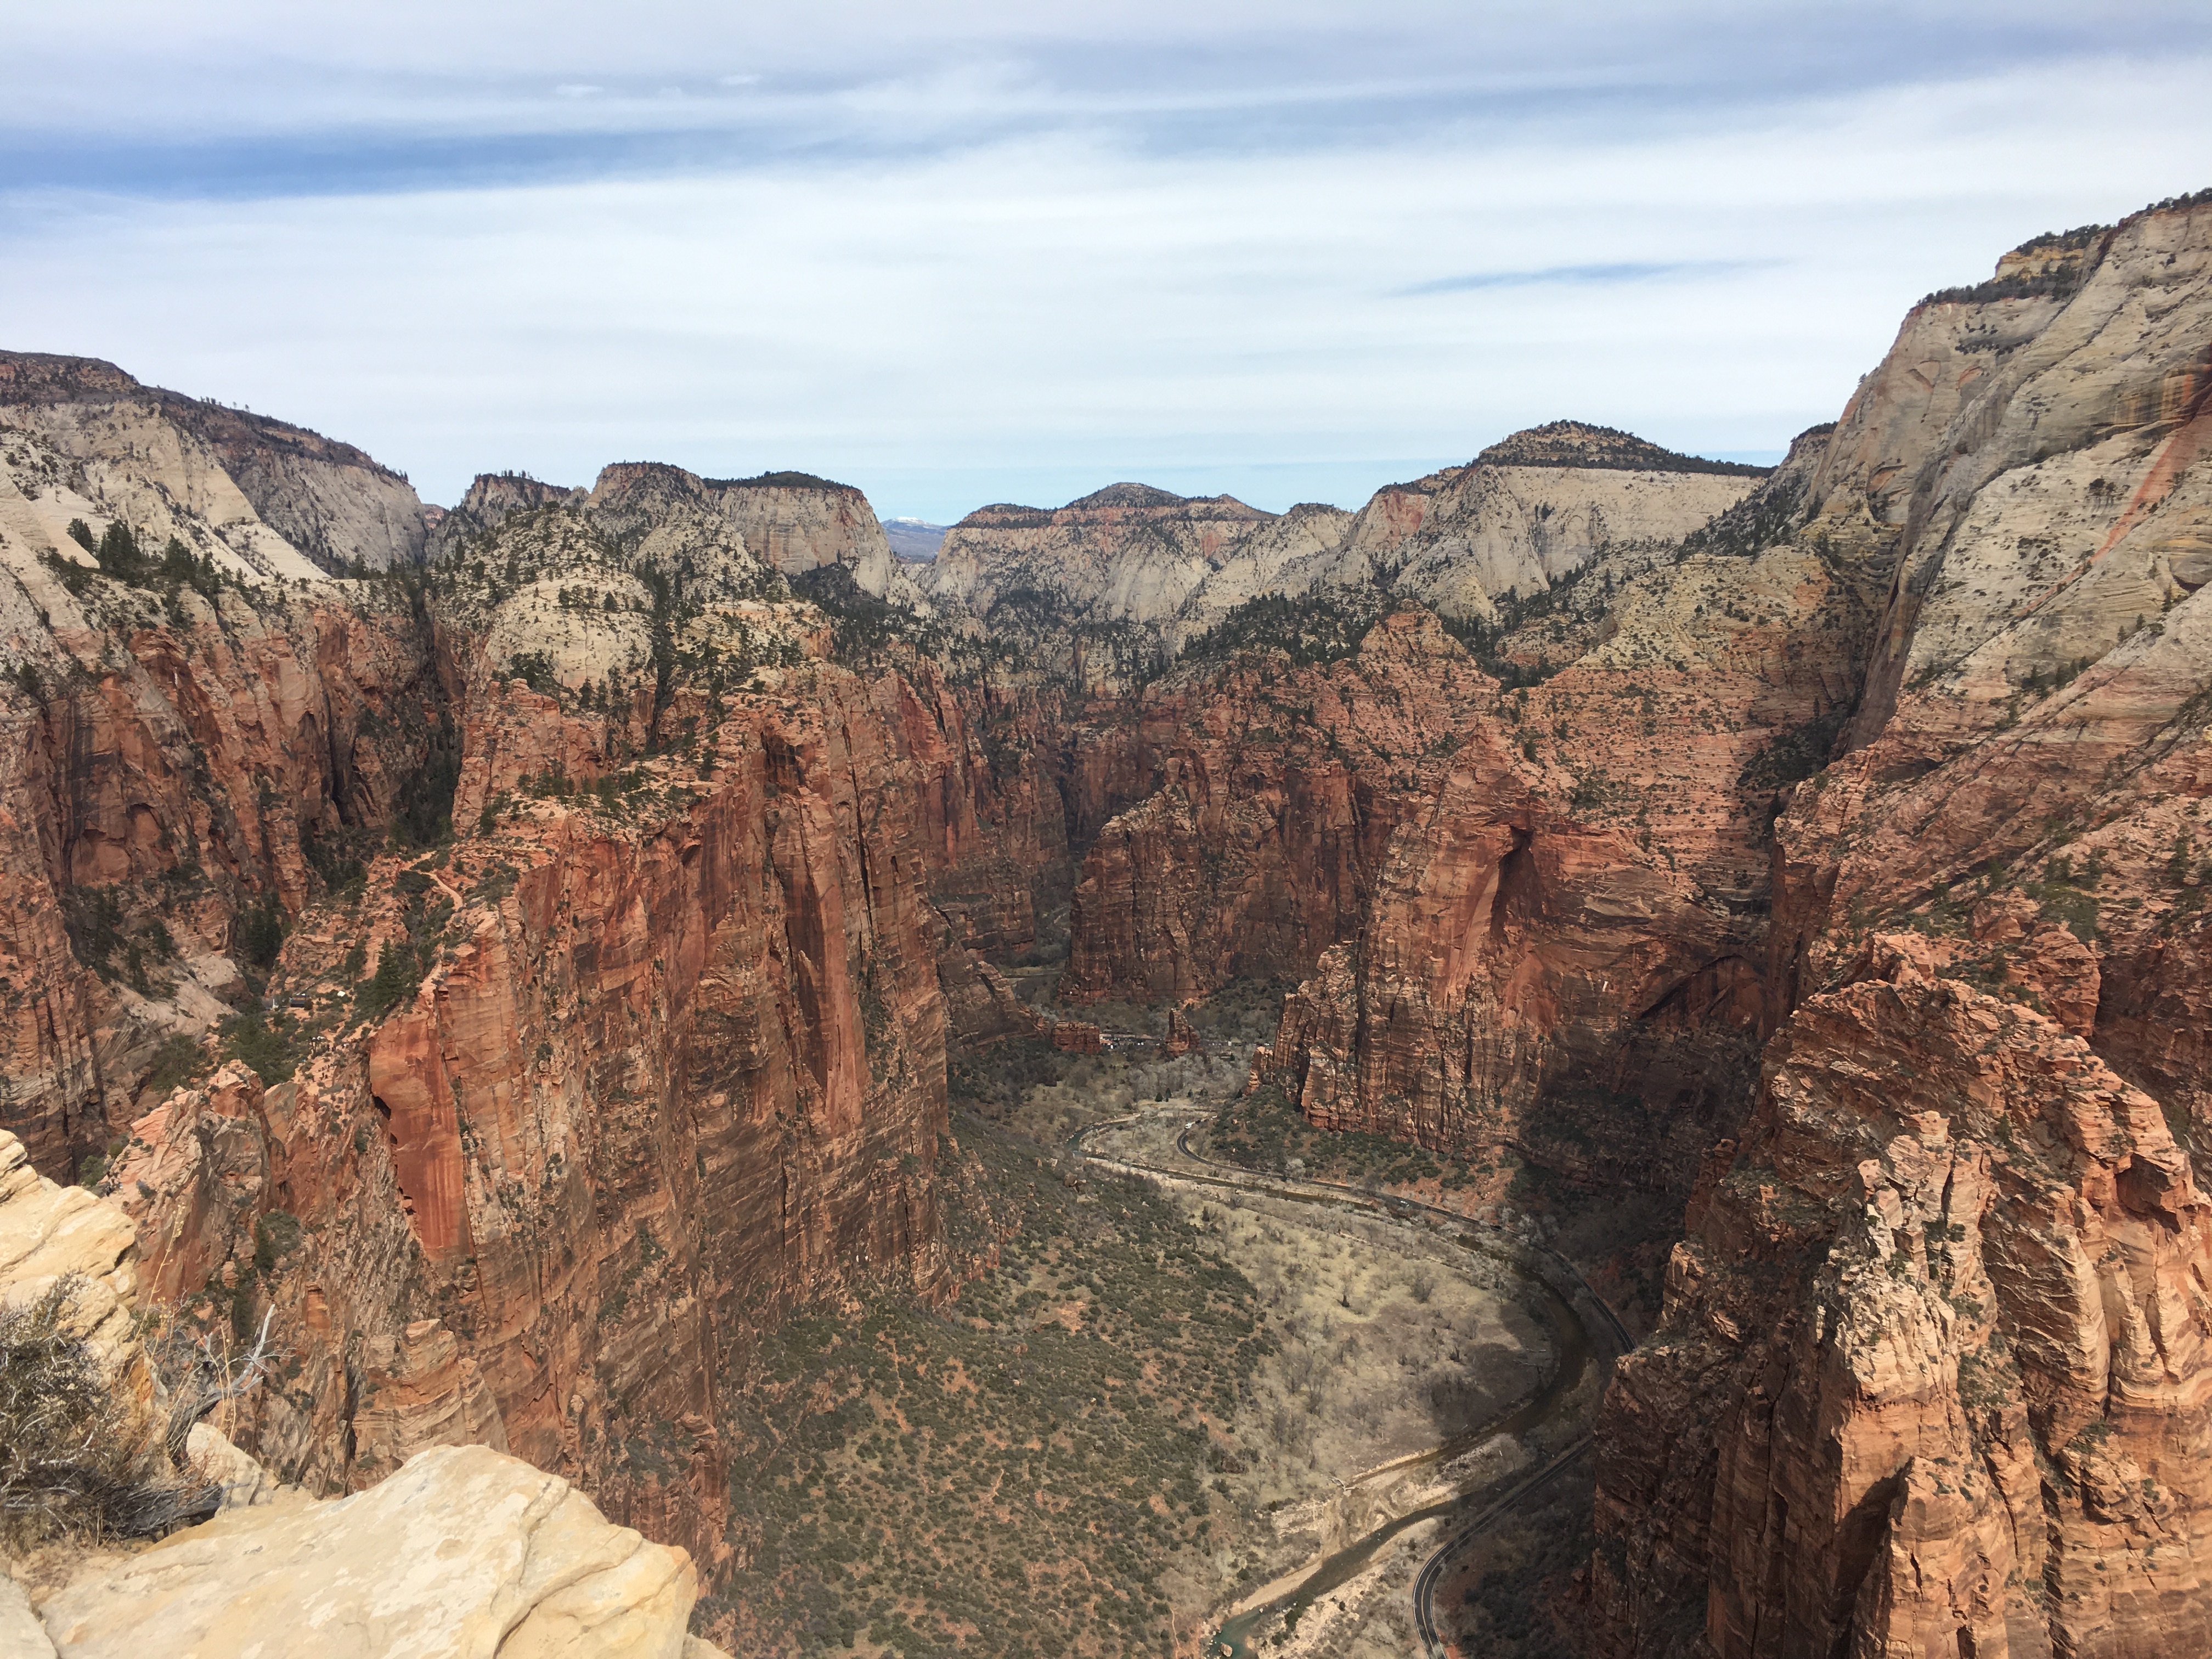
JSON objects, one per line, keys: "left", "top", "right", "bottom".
{"left": 0, "top": 18, "right": 2207, "bottom": 523}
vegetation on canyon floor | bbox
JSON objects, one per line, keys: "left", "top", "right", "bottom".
{"left": 701, "top": 990, "right": 1578, "bottom": 1659}
{"left": 702, "top": 1117, "right": 1269, "bottom": 1657}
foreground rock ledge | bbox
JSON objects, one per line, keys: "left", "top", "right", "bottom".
{"left": 36, "top": 1443, "right": 723, "bottom": 1659}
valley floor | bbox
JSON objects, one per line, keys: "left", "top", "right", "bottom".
{"left": 704, "top": 985, "right": 1654, "bottom": 1658}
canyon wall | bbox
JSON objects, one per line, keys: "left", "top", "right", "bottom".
{"left": 0, "top": 351, "right": 430, "bottom": 573}
{"left": 1314, "top": 421, "right": 1764, "bottom": 622}
{"left": 1583, "top": 194, "right": 2212, "bottom": 1657}
{"left": 2, "top": 189, "right": 2205, "bottom": 1659}
{"left": 0, "top": 461, "right": 1068, "bottom": 1588}
{"left": 1012, "top": 193, "right": 2212, "bottom": 1656}
{"left": 1053, "top": 424, "right": 1877, "bottom": 1185}
{"left": 922, "top": 483, "right": 1278, "bottom": 630}
{"left": 0, "top": 404, "right": 442, "bottom": 1175}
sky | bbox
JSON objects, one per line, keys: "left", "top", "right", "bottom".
{"left": 3, "top": 4, "right": 2209, "bottom": 525}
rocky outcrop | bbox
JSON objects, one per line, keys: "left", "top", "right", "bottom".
{"left": 0, "top": 1129, "right": 144, "bottom": 1404}
{"left": 1589, "top": 951, "right": 2212, "bottom": 1659}
{"left": 1312, "top": 424, "right": 1763, "bottom": 621}
{"left": 0, "top": 351, "right": 430, "bottom": 574}
{"left": 923, "top": 484, "right": 1279, "bottom": 633}
{"left": 0, "top": 551, "right": 439, "bottom": 1174}
{"left": 0, "top": 368, "right": 1065, "bottom": 1608}
{"left": 36, "top": 1444, "right": 711, "bottom": 1659}
{"left": 1169, "top": 503, "right": 1357, "bottom": 650}
{"left": 1581, "top": 191, "right": 2212, "bottom": 1657}
{"left": 116, "top": 651, "right": 962, "bottom": 1565}
{"left": 432, "top": 472, "right": 587, "bottom": 556}
{"left": 0, "top": 1577, "right": 48, "bottom": 1659}
{"left": 587, "top": 462, "right": 905, "bottom": 597}
{"left": 3, "top": 1124, "right": 719, "bottom": 1659}
{"left": 923, "top": 432, "right": 1759, "bottom": 664}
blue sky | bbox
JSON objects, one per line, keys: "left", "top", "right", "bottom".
{"left": 3, "top": 3, "right": 2208, "bottom": 524}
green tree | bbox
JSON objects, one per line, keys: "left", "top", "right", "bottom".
{"left": 95, "top": 521, "right": 150, "bottom": 582}
{"left": 238, "top": 900, "right": 285, "bottom": 970}
{"left": 356, "top": 943, "right": 417, "bottom": 1020}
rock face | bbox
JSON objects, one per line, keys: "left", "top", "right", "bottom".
{"left": 0, "top": 1128, "right": 145, "bottom": 1406}
{"left": 1057, "top": 426, "right": 1874, "bottom": 1184}
{"left": 589, "top": 462, "right": 905, "bottom": 597}
{"left": 1, "top": 1125, "right": 719, "bottom": 1659}
{"left": 922, "top": 484, "right": 1280, "bottom": 632}
{"left": 37, "top": 1444, "right": 707, "bottom": 1659}
{"left": 45, "top": 486, "right": 1079, "bottom": 1585}
{"left": 1314, "top": 422, "right": 1764, "bottom": 622}
{"left": 0, "top": 358, "right": 1051, "bottom": 1611}
{"left": 0, "top": 351, "right": 431, "bottom": 573}
{"left": 921, "top": 431, "right": 1762, "bottom": 670}
{"left": 1576, "top": 193, "right": 2212, "bottom": 1656}
{"left": 1027, "top": 194, "right": 2212, "bottom": 1655}
{"left": 111, "top": 661, "right": 968, "bottom": 1565}
{"left": 1590, "top": 949, "right": 2212, "bottom": 1659}
{"left": 0, "top": 521, "right": 439, "bottom": 1173}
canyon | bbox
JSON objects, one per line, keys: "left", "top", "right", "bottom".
{"left": 0, "top": 185, "right": 2206, "bottom": 1659}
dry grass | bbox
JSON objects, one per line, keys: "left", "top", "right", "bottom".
{"left": 0, "top": 1280, "right": 217, "bottom": 1550}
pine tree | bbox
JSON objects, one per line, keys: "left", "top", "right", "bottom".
{"left": 358, "top": 943, "right": 416, "bottom": 1019}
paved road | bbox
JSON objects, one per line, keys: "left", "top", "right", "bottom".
{"left": 1067, "top": 1110, "right": 1633, "bottom": 1657}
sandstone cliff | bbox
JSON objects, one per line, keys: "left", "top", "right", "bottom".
{"left": 0, "top": 363, "right": 1064, "bottom": 1628}
{"left": 0, "top": 416, "right": 444, "bottom": 1176}
{"left": 0, "top": 352, "right": 431, "bottom": 574}
{"left": 922, "top": 483, "right": 1279, "bottom": 634}
{"left": 1578, "top": 190, "right": 2212, "bottom": 1658}
{"left": 1056, "top": 423, "right": 1873, "bottom": 1189}
{"left": 1591, "top": 947, "right": 2212, "bottom": 1659}
{"left": 921, "top": 430, "right": 1763, "bottom": 673}
{"left": 1311, "top": 422, "right": 1763, "bottom": 622}
{"left": 47, "top": 484, "right": 1092, "bottom": 1604}
{"left": 2, "top": 1124, "right": 722, "bottom": 1659}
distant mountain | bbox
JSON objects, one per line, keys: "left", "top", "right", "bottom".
{"left": 881, "top": 517, "right": 947, "bottom": 562}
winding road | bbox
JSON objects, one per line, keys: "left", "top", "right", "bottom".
{"left": 1067, "top": 1108, "right": 1633, "bottom": 1658}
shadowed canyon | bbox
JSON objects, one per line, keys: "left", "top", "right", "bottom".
{"left": 2, "top": 189, "right": 2210, "bottom": 1659}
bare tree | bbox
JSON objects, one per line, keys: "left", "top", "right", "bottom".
{"left": 157, "top": 1308, "right": 278, "bottom": 1470}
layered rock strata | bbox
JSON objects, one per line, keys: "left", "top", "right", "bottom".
{"left": 2, "top": 1124, "right": 720, "bottom": 1659}
{"left": 1057, "top": 426, "right": 1878, "bottom": 1183}
{"left": 1591, "top": 946, "right": 2212, "bottom": 1659}
{"left": 0, "top": 479, "right": 439, "bottom": 1173}
{"left": 921, "top": 428, "right": 1762, "bottom": 673}
{"left": 0, "top": 352, "right": 431, "bottom": 573}
{"left": 1578, "top": 194, "right": 2212, "bottom": 1657}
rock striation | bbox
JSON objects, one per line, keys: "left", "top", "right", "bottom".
{"left": 920, "top": 428, "right": 1761, "bottom": 676}
{"left": 0, "top": 352, "right": 431, "bottom": 574}
{"left": 37, "top": 1444, "right": 712, "bottom": 1659}
{"left": 1308, "top": 424, "right": 1763, "bottom": 623}
{"left": 1, "top": 186, "right": 2208, "bottom": 1659}
{"left": 1576, "top": 191, "right": 2212, "bottom": 1657}
{"left": 2, "top": 1123, "right": 721, "bottom": 1658}
{"left": 922, "top": 484, "right": 1279, "bottom": 633}
{"left": 1590, "top": 947, "right": 2212, "bottom": 1659}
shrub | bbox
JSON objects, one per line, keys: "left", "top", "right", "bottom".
{"left": 1182, "top": 592, "right": 1383, "bottom": 669}
{"left": 0, "top": 1278, "right": 217, "bottom": 1548}
{"left": 222, "top": 1010, "right": 297, "bottom": 1086}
